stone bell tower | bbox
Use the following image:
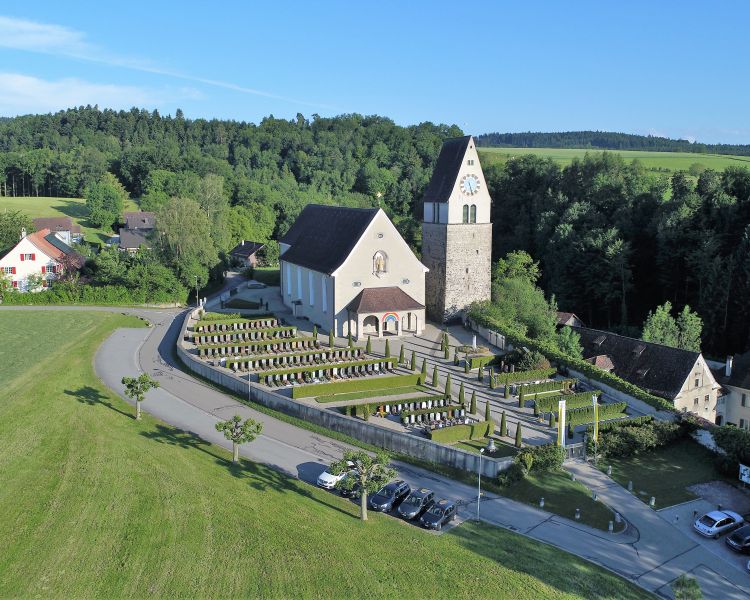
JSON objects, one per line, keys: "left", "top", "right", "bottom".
{"left": 421, "top": 135, "right": 492, "bottom": 322}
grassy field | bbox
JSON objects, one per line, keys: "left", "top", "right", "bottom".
{"left": 453, "top": 438, "right": 518, "bottom": 458}
{"left": 500, "top": 471, "right": 622, "bottom": 531}
{"left": 0, "top": 196, "right": 138, "bottom": 244}
{"left": 479, "top": 147, "right": 750, "bottom": 174}
{"left": 600, "top": 438, "right": 727, "bottom": 508}
{"left": 316, "top": 384, "right": 429, "bottom": 403}
{"left": 0, "top": 310, "right": 650, "bottom": 599}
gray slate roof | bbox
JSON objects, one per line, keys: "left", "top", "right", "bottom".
{"left": 119, "top": 229, "right": 151, "bottom": 250}
{"left": 715, "top": 352, "right": 750, "bottom": 390}
{"left": 124, "top": 211, "right": 155, "bottom": 230}
{"left": 280, "top": 204, "right": 379, "bottom": 274}
{"left": 229, "top": 240, "right": 264, "bottom": 258}
{"left": 572, "top": 326, "right": 702, "bottom": 400}
{"left": 422, "top": 136, "right": 472, "bottom": 204}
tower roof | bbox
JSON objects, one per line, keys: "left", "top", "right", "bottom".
{"left": 422, "top": 135, "right": 473, "bottom": 204}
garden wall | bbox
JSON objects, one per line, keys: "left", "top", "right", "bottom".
{"left": 178, "top": 309, "right": 511, "bottom": 477}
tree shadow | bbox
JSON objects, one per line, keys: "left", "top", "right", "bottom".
{"left": 140, "top": 424, "right": 225, "bottom": 461}
{"left": 64, "top": 386, "right": 132, "bottom": 418}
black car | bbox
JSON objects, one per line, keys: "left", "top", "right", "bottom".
{"left": 397, "top": 488, "right": 435, "bottom": 520}
{"left": 419, "top": 499, "right": 457, "bottom": 530}
{"left": 369, "top": 480, "right": 411, "bottom": 513}
{"left": 338, "top": 473, "right": 361, "bottom": 498}
{"left": 726, "top": 524, "right": 750, "bottom": 553}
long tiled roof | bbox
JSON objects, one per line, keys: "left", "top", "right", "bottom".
{"left": 422, "top": 136, "right": 472, "bottom": 204}
{"left": 572, "top": 326, "right": 703, "bottom": 400}
{"left": 279, "top": 204, "right": 379, "bottom": 274}
{"left": 347, "top": 286, "right": 424, "bottom": 313}
{"left": 26, "top": 229, "right": 85, "bottom": 268}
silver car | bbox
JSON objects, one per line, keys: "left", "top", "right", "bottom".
{"left": 693, "top": 510, "right": 744, "bottom": 539}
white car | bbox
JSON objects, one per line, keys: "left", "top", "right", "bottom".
{"left": 693, "top": 510, "right": 744, "bottom": 538}
{"left": 316, "top": 461, "right": 354, "bottom": 490}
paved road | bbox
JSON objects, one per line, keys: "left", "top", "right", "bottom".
{"left": 4, "top": 304, "right": 750, "bottom": 599}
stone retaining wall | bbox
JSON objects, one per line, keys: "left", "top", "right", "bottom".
{"left": 178, "top": 309, "right": 511, "bottom": 477}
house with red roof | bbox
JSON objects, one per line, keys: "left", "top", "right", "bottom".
{"left": 0, "top": 228, "right": 85, "bottom": 292}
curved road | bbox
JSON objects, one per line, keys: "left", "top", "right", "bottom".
{"left": 3, "top": 305, "right": 749, "bottom": 599}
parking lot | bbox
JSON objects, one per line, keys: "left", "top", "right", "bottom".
{"left": 658, "top": 498, "right": 750, "bottom": 575}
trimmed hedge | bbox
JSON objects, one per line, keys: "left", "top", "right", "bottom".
{"left": 586, "top": 414, "right": 654, "bottom": 434}
{"left": 1, "top": 284, "right": 185, "bottom": 305}
{"left": 469, "top": 308, "right": 674, "bottom": 412}
{"left": 468, "top": 354, "right": 497, "bottom": 370}
{"left": 535, "top": 390, "right": 602, "bottom": 414}
{"left": 495, "top": 367, "right": 557, "bottom": 386}
{"left": 566, "top": 401, "right": 628, "bottom": 427}
{"left": 291, "top": 373, "right": 421, "bottom": 399}
{"left": 428, "top": 420, "right": 494, "bottom": 443}
{"left": 519, "top": 379, "right": 575, "bottom": 396}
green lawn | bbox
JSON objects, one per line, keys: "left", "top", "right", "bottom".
{"left": 0, "top": 196, "right": 138, "bottom": 244}
{"left": 252, "top": 266, "right": 281, "bottom": 286}
{"left": 453, "top": 438, "right": 518, "bottom": 458}
{"left": 600, "top": 438, "right": 727, "bottom": 508}
{"left": 500, "top": 471, "right": 622, "bottom": 532}
{"left": 316, "top": 384, "right": 429, "bottom": 403}
{"left": 0, "top": 309, "right": 650, "bottom": 599}
{"left": 479, "top": 147, "right": 750, "bottom": 174}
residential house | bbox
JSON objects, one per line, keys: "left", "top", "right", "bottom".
{"left": 713, "top": 354, "right": 750, "bottom": 428}
{"left": 572, "top": 326, "right": 720, "bottom": 421}
{"left": 0, "top": 228, "right": 84, "bottom": 291}
{"left": 229, "top": 240, "right": 265, "bottom": 268}
{"left": 556, "top": 311, "right": 585, "bottom": 328}
{"left": 279, "top": 204, "right": 427, "bottom": 338}
{"left": 119, "top": 211, "right": 155, "bottom": 253}
{"left": 32, "top": 217, "right": 83, "bottom": 245}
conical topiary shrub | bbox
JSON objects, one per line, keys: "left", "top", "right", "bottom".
{"left": 518, "top": 389, "right": 525, "bottom": 408}
{"left": 504, "top": 379, "right": 510, "bottom": 399}
{"left": 549, "top": 412, "right": 557, "bottom": 428}
{"left": 485, "top": 399, "right": 491, "bottom": 422}
{"left": 366, "top": 335, "right": 372, "bottom": 354}
{"left": 385, "top": 339, "right": 391, "bottom": 358}
{"left": 348, "top": 332, "right": 354, "bottom": 348}
{"left": 410, "top": 350, "right": 416, "bottom": 371}
{"left": 500, "top": 411, "right": 507, "bottom": 437}
{"left": 459, "top": 382, "right": 466, "bottom": 406}
{"left": 477, "top": 366, "right": 483, "bottom": 382}
{"left": 515, "top": 423, "right": 523, "bottom": 448}
{"left": 490, "top": 373, "right": 496, "bottom": 390}
{"left": 444, "top": 345, "right": 450, "bottom": 360}
{"left": 399, "top": 345, "right": 405, "bottom": 365}
{"left": 468, "top": 389, "right": 475, "bottom": 413}
{"left": 444, "top": 373, "right": 452, "bottom": 400}
{"left": 420, "top": 358, "right": 427, "bottom": 380}
{"left": 312, "top": 325, "right": 318, "bottom": 340}
{"left": 453, "top": 348, "right": 459, "bottom": 366}
{"left": 431, "top": 365, "right": 438, "bottom": 387}
{"left": 464, "top": 359, "right": 470, "bottom": 374}
{"left": 329, "top": 329, "right": 334, "bottom": 349}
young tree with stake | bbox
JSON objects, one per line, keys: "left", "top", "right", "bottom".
{"left": 215, "top": 415, "right": 263, "bottom": 463}
{"left": 332, "top": 450, "right": 396, "bottom": 521}
{"left": 121, "top": 374, "right": 160, "bottom": 420}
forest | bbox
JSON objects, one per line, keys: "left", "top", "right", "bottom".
{"left": 477, "top": 131, "right": 750, "bottom": 156}
{"left": 1, "top": 107, "right": 750, "bottom": 356}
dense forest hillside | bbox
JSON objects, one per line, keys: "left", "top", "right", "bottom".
{"left": 477, "top": 131, "right": 750, "bottom": 156}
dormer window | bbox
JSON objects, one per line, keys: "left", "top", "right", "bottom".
{"left": 593, "top": 335, "right": 606, "bottom": 347}
{"left": 467, "top": 159, "right": 475, "bottom": 166}
{"left": 632, "top": 344, "right": 646, "bottom": 357}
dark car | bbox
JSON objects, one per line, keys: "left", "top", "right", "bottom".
{"left": 726, "top": 524, "right": 750, "bottom": 553}
{"left": 419, "top": 499, "right": 457, "bottom": 531}
{"left": 369, "top": 480, "right": 411, "bottom": 513}
{"left": 338, "top": 472, "right": 361, "bottom": 498}
{"left": 397, "top": 488, "right": 435, "bottom": 520}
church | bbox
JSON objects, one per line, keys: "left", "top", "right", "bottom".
{"left": 278, "top": 135, "right": 492, "bottom": 338}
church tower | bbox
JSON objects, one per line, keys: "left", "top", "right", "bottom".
{"left": 421, "top": 136, "right": 492, "bottom": 322}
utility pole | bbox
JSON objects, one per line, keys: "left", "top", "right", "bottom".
{"left": 476, "top": 447, "right": 485, "bottom": 521}
{"left": 194, "top": 275, "right": 199, "bottom": 308}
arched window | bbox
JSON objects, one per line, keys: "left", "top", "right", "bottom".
{"left": 373, "top": 251, "right": 388, "bottom": 275}
{"left": 470, "top": 204, "right": 477, "bottom": 223}
{"left": 462, "top": 204, "right": 469, "bottom": 223}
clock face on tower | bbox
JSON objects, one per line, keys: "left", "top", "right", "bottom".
{"left": 460, "top": 174, "right": 480, "bottom": 195}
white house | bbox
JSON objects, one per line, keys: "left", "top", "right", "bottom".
{"left": 0, "top": 228, "right": 84, "bottom": 292}
{"left": 279, "top": 205, "right": 427, "bottom": 339}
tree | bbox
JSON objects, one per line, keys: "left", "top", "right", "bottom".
{"left": 348, "top": 332, "right": 354, "bottom": 348}
{"left": 420, "top": 358, "right": 427, "bottom": 380}
{"left": 84, "top": 173, "right": 128, "bottom": 228}
{"left": 453, "top": 348, "right": 459, "bottom": 365}
{"left": 676, "top": 305, "right": 703, "bottom": 352}
{"left": 672, "top": 574, "right": 702, "bottom": 600}
{"left": 398, "top": 345, "right": 405, "bottom": 364}
{"left": 515, "top": 423, "right": 523, "bottom": 448}
{"left": 331, "top": 450, "right": 396, "bottom": 521}
{"left": 459, "top": 382, "right": 466, "bottom": 405}
{"left": 484, "top": 399, "right": 491, "bottom": 422}
{"left": 365, "top": 336, "right": 372, "bottom": 354}
{"left": 121, "top": 373, "right": 160, "bottom": 420}
{"left": 549, "top": 412, "right": 556, "bottom": 428}
{"left": 443, "top": 345, "right": 450, "bottom": 360}
{"left": 215, "top": 414, "right": 263, "bottom": 463}
{"left": 385, "top": 339, "right": 391, "bottom": 358}
{"left": 503, "top": 380, "right": 509, "bottom": 398}
{"left": 0, "top": 210, "right": 33, "bottom": 253}
{"left": 312, "top": 325, "right": 318, "bottom": 340}
{"left": 464, "top": 359, "right": 470, "bottom": 374}
{"left": 518, "top": 388, "right": 525, "bottom": 408}
{"left": 500, "top": 411, "right": 507, "bottom": 437}
{"left": 329, "top": 329, "right": 335, "bottom": 349}
{"left": 431, "top": 365, "right": 438, "bottom": 387}
{"left": 410, "top": 350, "right": 416, "bottom": 371}
{"left": 642, "top": 301, "right": 703, "bottom": 351}
{"left": 493, "top": 250, "right": 541, "bottom": 285}
{"left": 557, "top": 326, "right": 583, "bottom": 358}
{"left": 444, "top": 373, "right": 452, "bottom": 399}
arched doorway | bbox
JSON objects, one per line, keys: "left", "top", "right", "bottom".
{"left": 382, "top": 312, "right": 399, "bottom": 336}
{"left": 363, "top": 315, "right": 379, "bottom": 336}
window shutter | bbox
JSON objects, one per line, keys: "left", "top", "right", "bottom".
{"left": 12, "top": 281, "right": 17, "bottom": 288}
{"left": 41, "top": 266, "right": 46, "bottom": 274}
{"left": 20, "top": 254, "right": 24, "bottom": 261}
{"left": 11, "top": 267, "right": 16, "bottom": 274}
{"left": 30, "top": 253, "right": 35, "bottom": 261}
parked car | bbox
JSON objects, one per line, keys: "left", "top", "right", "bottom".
{"left": 693, "top": 510, "right": 744, "bottom": 538}
{"left": 369, "top": 480, "right": 411, "bottom": 512}
{"left": 316, "top": 461, "right": 354, "bottom": 490}
{"left": 397, "top": 488, "right": 435, "bottom": 520}
{"left": 726, "top": 524, "right": 750, "bottom": 552}
{"left": 419, "top": 499, "right": 457, "bottom": 530}
{"left": 338, "top": 471, "right": 361, "bottom": 498}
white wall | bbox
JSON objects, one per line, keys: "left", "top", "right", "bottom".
{"left": 0, "top": 236, "right": 57, "bottom": 292}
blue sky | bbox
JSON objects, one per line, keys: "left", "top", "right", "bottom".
{"left": 1, "top": 1, "right": 748, "bottom": 143}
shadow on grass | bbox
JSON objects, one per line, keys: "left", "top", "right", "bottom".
{"left": 64, "top": 386, "right": 132, "bottom": 418}
{"left": 140, "top": 424, "right": 225, "bottom": 461}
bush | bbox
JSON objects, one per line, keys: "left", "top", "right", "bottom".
{"left": 523, "top": 444, "right": 565, "bottom": 472}
{"left": 498, "top": 462, "right": 526, "bottom": 487}
{"left": 497, "top": 367, "right": 557, "bottom": 386}
{"left": 1, "top": 282, "right": 185, "bottom": 305}
{"left": 592, "top": 418, "right": 684, "bottom": 458}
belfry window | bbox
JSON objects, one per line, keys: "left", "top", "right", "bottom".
{"left": 462, "top": 204, "right": 469, "bottom": 223}
{"left": 470, "top": 204, "right": 477, "bottom": 223}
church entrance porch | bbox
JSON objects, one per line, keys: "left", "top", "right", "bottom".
{"left": 346, "top": 286, "right": 425, "bottom": 341}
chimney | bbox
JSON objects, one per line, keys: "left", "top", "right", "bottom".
{"left": 20, "top": 227, "right": 26, "bottom": 240}
{"left": 726, "top": 355, "right": 734, "bottom": 378}
{"left": 241, "top": 240, "right": 245, "bottom": 246}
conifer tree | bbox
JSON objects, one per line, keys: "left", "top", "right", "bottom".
{"left": 431, "top": 365, "right": 438, "bottom": 387}
{"left": 504, "top": 379, "right": 510, "bottom": 398}
{"left": 500, "top": 411, "right": 507, "bottom": 437}
{"left": 518, "top": 388, "right": 525, "bottom": 408}
{"left": 366, "top": 335, "right": 372, "bottom": 354}
{"left": 444, "top": 345, "right": 450, "bottom": 360}
{"left": 329, "top": 329, "right": 334, "bottom": 349}
{"left": 312, "top": 325, "right": 318, "bottom": 340}
{"left": 410, "top": 349, "right": 416, "bottom": 371}
{"left": 420, "top": 358, "right": 427, "bottom": 379}
{"left": 485, "top": 399, "right": 491, "bottom": 422}
{"left": 469, "top": 390, "right": 476, "bottom": 414}
{"left": 399, "top": 344, "right": 405, "bottom": 364}
{"left": 444, "top": 373, "right": 452, "bottom": 400}
{"left": 515, "top": 423, "right": 523, "bottom": 448}
{"left": 549, "top": 412, "right": 556, "bottom": 428}
{"left": 459, "top": 382, "right": 466, "bottom": 405}
{"left": 385, "top": 339, "right": 391, "bottom": 358}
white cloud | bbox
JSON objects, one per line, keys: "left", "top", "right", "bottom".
{"left": 0, "top": 15, "right": 336, "bottom": 109}
{"left": 0, "top": 72, "right": 177, "bottom": 115}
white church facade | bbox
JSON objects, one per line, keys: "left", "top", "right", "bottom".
{"left": 279, "top": 205, "right": 427, "bottom": 339}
